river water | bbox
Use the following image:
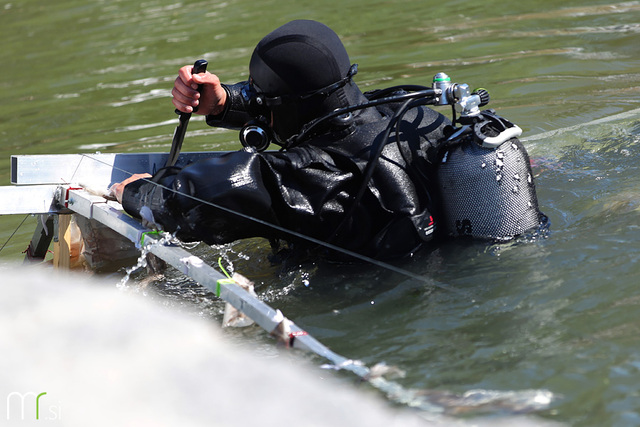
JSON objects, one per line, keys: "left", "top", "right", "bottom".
{"left": 1, "top": 0, "right": 640, "bottom": 425}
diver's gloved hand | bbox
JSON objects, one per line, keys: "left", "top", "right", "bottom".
{"left": 109, "top": 173, "right": 152, "bottom": 204}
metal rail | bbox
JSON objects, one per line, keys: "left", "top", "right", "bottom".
{"left": 62, "top": 186, "right": 371, "bottom": 379}
{"left": 11, "top": 152, "right": 225, "bottom": 186}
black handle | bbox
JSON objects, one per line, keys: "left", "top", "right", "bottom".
{"left": 191, "top": 59, "right": 208, "bottom": 113}
{"left": 165, "top": 59, "right": 209, "bottom": 169}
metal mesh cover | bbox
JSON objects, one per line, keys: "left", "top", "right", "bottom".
{"left": 437, "top": 138, "right": 541, "bottom": 239}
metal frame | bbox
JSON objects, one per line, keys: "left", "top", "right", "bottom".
{"left": 2, "top": 152, "right": 370, "bottom": 378}
{"left": 23, "top": 214, "right": 55, "bottom": 261}
{"left": 11, "top": 152, "right": 225, "bottom": 187}
{"left": 62, "top": 186, "right": 370, "bottom": 379}
{"left": 2, "top": 152, "right": 227, "bottom": 216}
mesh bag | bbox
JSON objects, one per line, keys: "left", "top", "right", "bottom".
{"left": 437, "top": 138, "right": 541, "bottom": 240}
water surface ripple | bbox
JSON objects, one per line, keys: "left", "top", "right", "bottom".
{"left": 1, "top": 1, "right": 640, "bottom": 425}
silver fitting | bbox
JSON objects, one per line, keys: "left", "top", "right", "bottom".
{"left": 433, "top": 72, "right": 486, "bottom": 117}
{"left": 432, "top": 72, "right": 452, "bottom": 105}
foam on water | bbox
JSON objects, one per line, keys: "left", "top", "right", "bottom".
{"left": 0, "top": 265, "right": 560, "bottom": 427}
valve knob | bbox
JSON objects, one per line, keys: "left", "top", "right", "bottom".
{"left": 474, "top": 88, "right": 490, "bottom": 107}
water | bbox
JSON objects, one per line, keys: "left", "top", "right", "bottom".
{"left": 1, "top": 0, "right": 640, "bottom": 425}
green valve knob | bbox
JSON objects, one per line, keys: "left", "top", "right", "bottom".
{"left": 433, "top": 72, "right": 451, "bottom": 83}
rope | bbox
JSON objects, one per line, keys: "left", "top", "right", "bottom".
{"left": 0, "top": 214, "right": 30, "bottom": 254}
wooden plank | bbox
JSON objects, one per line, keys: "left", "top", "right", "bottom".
{"left": 53, "top": 214, "right": 71, "bottom": 269}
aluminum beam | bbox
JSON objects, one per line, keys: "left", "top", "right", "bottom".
{"left": 0, "top": 185, "right": 60, "bottom": 215}
{"left": 62, "top": 187, "right": 368, "bottom": 378}
{"left": 11, "top": 152, "right": 225, "bottom": 187}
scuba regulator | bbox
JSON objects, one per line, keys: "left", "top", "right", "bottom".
{"left": 237, "top": 81, "right": 274, "bottom": 152}
{"left": 431, "top": 72, "right": 523, "bottom": 149}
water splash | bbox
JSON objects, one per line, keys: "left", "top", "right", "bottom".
{"left": 322, "top": 359, "right": 555, "bottom": 416}
{"left": 118, "top": 231, "right": 176, "bottom": 289}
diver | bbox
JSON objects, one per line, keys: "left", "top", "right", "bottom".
{"left": 113, "top": 19, "right": 545, "bottom": 261}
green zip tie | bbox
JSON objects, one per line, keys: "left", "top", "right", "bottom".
{"left": 140, "top": 230, "right": 161, "bottom": 248}
{"left": 216, "top": 278, "right": 235, "bottom": 297}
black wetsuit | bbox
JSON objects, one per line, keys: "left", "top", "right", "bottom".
{"left": 122, "top": 87, "right": 451, "bottom": 260}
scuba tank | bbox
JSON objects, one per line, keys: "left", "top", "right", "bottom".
{"left": 437, "top": 109, "right": 543, "bottom": 240}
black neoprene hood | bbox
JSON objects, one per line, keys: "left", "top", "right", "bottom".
{"left": 249, "top": 20, "right": 351, "bottom": 96}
